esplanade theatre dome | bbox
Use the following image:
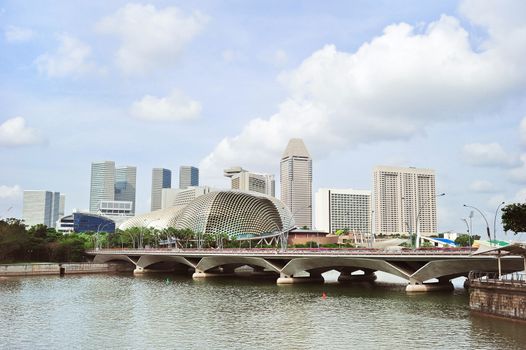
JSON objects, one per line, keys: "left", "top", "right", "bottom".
{"left": 119, "top": 191, "right": 294, "bottom": 238}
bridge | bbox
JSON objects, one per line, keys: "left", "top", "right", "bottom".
{"left": 87, "top": 248, "right": 525, "bottom": 292}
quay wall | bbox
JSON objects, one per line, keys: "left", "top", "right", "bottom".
{"left": 0, "top": 263, "right": 132, "bottom": 276}
{"left": 470, "top": 281, "right": 526, "bottom": 321}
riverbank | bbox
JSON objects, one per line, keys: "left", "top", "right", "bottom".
{"left": 0, "top": 262, "right": 132, "bottom": 276}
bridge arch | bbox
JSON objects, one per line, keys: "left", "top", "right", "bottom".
{"left": 195, "top": 256, "right": 281, "bottom": 273}
{"left": 280, "top": 257, "right": 412, "bottom": 281}
{"left": 93, "top": 254, "right": 137, "bottom": 266}
{"left": 136, "top": 255, "right": 197, "bottom": 270}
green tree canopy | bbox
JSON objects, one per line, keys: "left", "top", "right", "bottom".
{"left": 502, "top": 203, "right": 526, "bottom": 234}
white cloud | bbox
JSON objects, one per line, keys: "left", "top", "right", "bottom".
{"left": 469, "top": 180, "right": 496, "bottom": 193}
{"left": 520, "top": 117, "right": 526, "bottom": 145}
{"left": 508, "top": 155, "right": 526, "bottom": 183}
{"left": 515, "top": 188, "right": 526, "bottom": 202}
{"left": 130, "top": 90, "right": 201, "bottom": 122}
{"left": 35, "top": 34, "right": 99, "bottom": 78}
{"left": 0, "top": 117, "right": 43, "bottom": 147}
{"left": 4, "top": 25, "right": 34, "bottom": 43}
{"left": 201, "top": 3, "right": 526, "bottom": 177}
{"left": 0, "top": 185, "right": 22, "bottom": 199}
{"left": 97, "top": 3, "right": 207, "bottom": 74}
{"left": 463, "top": 142, "right": 519, "bottom": 168}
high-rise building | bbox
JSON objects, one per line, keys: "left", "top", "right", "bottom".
{"left": 90, "top": 161, "right": 137, "bottom": 215}
{"left": 59, "top": 194, "right": 66, "bottom": 217}
{"left": 315, "top": 188, "right": 371, "bottom": 234}
{"left": 115, "top": 166, "right": 137, "bottom": 214}
{"left": 179, "top": 166, "right": 199, "bottom": 189}
{"left": 23, "top": 190, "right": 63, "bottom": 228}
{"left": 280, "top": 138, "right": 312, "bottom": 229}
{"left": 151, "top": 168, "right": 172, "bottom": 211}
{"left": 224, "top": 166, "right": 275, "bottom": 197}
{"left": 90, "top": 161, "right": 116, "bottom": 213}
{"left": 373, "top": 166, "right": 437, "bottom": 236}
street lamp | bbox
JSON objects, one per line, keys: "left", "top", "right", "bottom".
{"left": 416, "top": 193, "right": 445, "bottom": 249}
{"left": 461, "top": 218, "right": 472, "bottom": 252}
{"left": 493, "top": 201, "right": 505, "bottom": 242}
{"left": 463, "top": 204, "right": 491, "bottom": 243}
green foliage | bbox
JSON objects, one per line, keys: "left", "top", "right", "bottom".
{"left": 421, "top": 241, "right": 434, "bottom": 248}
{"left": 0, "top": 219, "right": 90, "bottom": 263}
{"left": 501, "top": 203, "right": 526, "bottom": 234}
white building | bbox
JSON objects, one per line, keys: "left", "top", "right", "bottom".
{"left": 23, "top": 190, "right": 63, "bottom": 228}
{"left": 373, "top": 165, "right": 437, "bottom": 236}
{"left": 97, "top": 200, "right": 134, "bottom": 226}
{"left": 224, "top": 167, "right": 275, "bottom": 197}
{"left": 161, "top": 186, "right": 215, "bottom": 209}
{"left": 315, "top": 188, "right": 371, "bottom": 234}
{"left": 280, "top": 138, "right": 312, "bottom": 229}
{"left": 151, "top": 168, "right": 172, "bottom": 211}
{"left": 89, "top": 161, "right": 137, "bottom": 214}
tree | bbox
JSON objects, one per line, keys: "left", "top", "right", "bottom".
{"left": 455, "top": 234, "right": 481, "bottom": 247}
{"left": 502, "top": 203, "right": 526, "bottom": 234}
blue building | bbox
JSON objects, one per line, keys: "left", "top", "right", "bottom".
{"left": 57, "top": 213, "right": 115, "bottom": 233}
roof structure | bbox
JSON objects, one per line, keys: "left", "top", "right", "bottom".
{"left": 282, "top": 138, "right": 310, "bottom": 158}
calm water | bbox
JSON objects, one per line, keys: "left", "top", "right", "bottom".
{"left": 0, "top": 272, "right": 524, "bottom": 350}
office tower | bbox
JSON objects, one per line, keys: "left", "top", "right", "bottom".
{"left": 224, "top": 166, "right": 275, "bottom": 197}
{"left": 179, "top": 166, "right": 199, "bottom": 189}
{"left": 373, "top": 166, "right": 437, "bottom": 236}
{"left": 280, "top": 138, "right": 312, "bottom": 229}
{"left": 90, "top": 161, "right": 116, "bottom": 213}
{"left": 59, "top": 194, "right": 66, "bottom": 217}
{"left": 315, "top": 188, "right": 371, "bottom": 234}
{"left": 23, "top": 190, "right": 62, "bottom": 228}
{"left": 151, "top": 168, "right": 172, "bottom": 211}
{"left": 115, "top": 166, "right": 137, "bottom": 214}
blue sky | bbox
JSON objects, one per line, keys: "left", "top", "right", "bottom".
{"left": 1, "top": 0, "right": 525, "bottom": 238}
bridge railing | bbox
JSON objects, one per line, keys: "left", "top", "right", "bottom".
{"left": 469, "top": 270, "right": 526, "bottom": 286}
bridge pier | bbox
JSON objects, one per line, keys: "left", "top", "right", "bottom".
{"left": 276, "top": 273, "right": 325, "bottom": 285}
{"left": 192, "top": 269, "right": 236, "bottom": 279}
{"left": 405, "top": 279, "right": 454, "bottom": 292}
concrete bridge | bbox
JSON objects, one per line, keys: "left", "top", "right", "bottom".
{"left": 87, "top": 248, "right": 525, "bottom": 292}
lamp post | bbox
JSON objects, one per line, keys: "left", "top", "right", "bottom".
{"left": 493, "top": 201, "right": 505, "bottom": 242}
{"left": 463, "top": 204, "right": 491, "bottom": 243}
{"left": 461, "top": 218, "right": 472, "bottom": 252}
{"left": 416, "top": 193, "right": 445, "bottom": 249}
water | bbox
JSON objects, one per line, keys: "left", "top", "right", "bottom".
{"left": 0, "top": 272, "right": 524, "bottom": 350}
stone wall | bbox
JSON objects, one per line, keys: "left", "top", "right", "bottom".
{"left": 470, "top": 281, "right": 526, "bottom": 320}
{"left": 0, "top": 263, "right": 132, "bottom": 276}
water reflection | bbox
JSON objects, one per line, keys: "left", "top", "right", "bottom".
{"left": 0, "top": 272, "right": 523, "bottom": 349}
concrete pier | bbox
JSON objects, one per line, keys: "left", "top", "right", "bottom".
{"left": 406, "top": 281, "right": 454, "bottom": 292}
{"left": 276, "top": 274, "right": 325, "bottom": 284}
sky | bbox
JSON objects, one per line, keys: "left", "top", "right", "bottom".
{"left": 1, "top": 0, "right": 525, "bottom": 238}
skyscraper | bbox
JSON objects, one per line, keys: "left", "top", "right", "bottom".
{"left": 179, "top": 166, "right": 199, "bottom": 189}
{"left": 151, "top": 168, "right": 172, "bottom": 211}
{"left": 280, "top": 138, "right": 312, "bottom": 229}
{"left": 373, "top": 166, "right": 437, "bottom": 236}
{"left": 22, "top": 190, "right": 63, "bottom": 228}
{"left": 90, "top": 161, "right": 137, "bottom": 215}
{"left": 89, "top": 161, "right": 115, "bottom": 213}
{"left": 315, "top": 188, "right": 371, "bottom": 234}
{"left": 224, "top": 166, "right": 275, "bottom": 197}
{"left": 115, "top": 166, "right": 137, "bottom": 214}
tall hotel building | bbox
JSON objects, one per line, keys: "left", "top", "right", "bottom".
{"left": 90, "top": 161, "right": 137, "bottom": 214}
{"left": 151, "top": 168, "right": 172, "bottom": 211}
{"left": 280, "top": 138, "right": 312, "bottom": 229}
{"left": 224, "top": 167, "right": 275, "bottom": 197}
{"left": 179, "top": 166, "right": 199, "bottom": 189}
{"left": 315, "top": 188, "right": 371, "bottom": 234}
{"left": 22, "top": 190, "right": 63, "bottom": 228}
{"left": 373, "top": 166, "right": 437, "bottom": 236}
